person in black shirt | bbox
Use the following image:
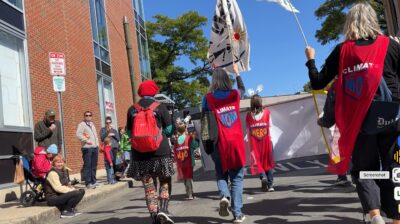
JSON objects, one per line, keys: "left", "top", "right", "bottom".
{"left": 126, "top": 80, "right": 175, "bottom": 224}
{"left": 305, "top": 3, "right": 400, "bottom": 224}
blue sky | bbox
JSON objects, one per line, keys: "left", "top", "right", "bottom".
{"left": 143, "top": 0, "right": 340, "bottom": 96}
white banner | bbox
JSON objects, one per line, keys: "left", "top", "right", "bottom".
{"left": 208, "top": 0, "right": 250, "bottom": 73}
{"left": 197, "top": 95, "right": 331, "bottom": 171}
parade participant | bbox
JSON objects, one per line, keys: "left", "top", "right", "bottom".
{"left": 173, "top": 120, "right": 197, "bottom": 200}
{"left": 202, "top": 64, "right": 246, "bottom": 223}
{"left": 45, "top": 155, "right": 85, "bottom": 218}
{"left": 126, "top": 80, "right": 175, "bottom": 224}
{"left": 245, "top": 94, "right": 275, "bottom": 192}
{"left": 305, "top": 3, "right": 400, "bottom": 223}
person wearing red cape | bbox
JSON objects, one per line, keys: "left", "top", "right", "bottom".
{"left": 305, "top": 3, "right": 400, "bottom": 224}
{"left": 245, "top": 94, "right": 275, "bottom": 192}
{"left": 173, "top": 121, "right": 197, "bottom": 200}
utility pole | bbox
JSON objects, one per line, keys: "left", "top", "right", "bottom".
{"left": 123, "top": 16, "right": 139, "bottom": 103}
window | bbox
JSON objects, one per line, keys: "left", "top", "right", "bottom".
{"left": 0, "top": 29, "right": 29, "bottom": 128}
{"left": 133, "top": 0, "right": 151, "bottom": 80}
{"left": 3, "top": 0, "right": 22, "bottom": 10}
{"left": 97, "top": 76, "right": 116, "bottom": 127}
{"left": 89, "top": 0, "right": 110, "bottom": 76}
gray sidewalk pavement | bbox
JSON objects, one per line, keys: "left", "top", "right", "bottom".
{"left": 0, "top": 172, "right": 135, "bottom": 224}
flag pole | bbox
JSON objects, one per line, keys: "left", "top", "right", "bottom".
{"left": 222, "top": 0, "right": 238, "bottom": 69}
{"left": 286, "top": 0, "right": 332, "bottom": 155}
{"left": 287, "top": 0, "right": 309, "bottom": 47}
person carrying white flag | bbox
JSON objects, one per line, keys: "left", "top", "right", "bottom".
{"left": 266, "top": 0, "right": 300, "bottom": 13}
{"left": 208, "top": 0, "right": 250, "bottom": 74}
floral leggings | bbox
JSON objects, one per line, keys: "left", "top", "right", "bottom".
{"left": 143, "top": 176, "right": 170, "bottom": 213}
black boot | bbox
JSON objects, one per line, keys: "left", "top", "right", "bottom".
{"left": 157, "top": 199, "right": 174, "bottom": 224}
{"left": 150, "top": 212, "right": 158, "bottom": 224}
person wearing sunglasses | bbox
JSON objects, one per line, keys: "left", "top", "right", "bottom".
{"left": 100, "top": 117, "right": 120, "bottom": 179}
{"left": 76, "top": 111, "right": 100, "bottom": 189}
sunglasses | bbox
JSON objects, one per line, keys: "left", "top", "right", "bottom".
{"left": 85, "top": 114, "right": 92, "bottom": 117}
{"left": 106, "top": 121, "right": 112, "bottom": 124}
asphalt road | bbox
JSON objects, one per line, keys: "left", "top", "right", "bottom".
{"left": 56, "top": 155, "right": 365, "bottom": 224}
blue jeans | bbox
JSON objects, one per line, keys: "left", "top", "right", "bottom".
{"left": 82, "top": 147, "right": 98, "bottom": 186}
{"left": 105, "top": 152, "right": 114, "bottom": 183}
{"left": 260, "top": 170, "right": 274, "bottom": 187}
{"left": 211, "top": 149, "right": 244, "bottom": 217}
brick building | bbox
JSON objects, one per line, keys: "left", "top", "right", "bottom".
{"left": 0, "top": 0, "right": 151, "bottom": 186}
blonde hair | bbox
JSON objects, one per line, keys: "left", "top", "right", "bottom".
{"left": 176, "top": 122, "right": 186, "bottom": 135}
{"left": 52, "top": 155, "right": 65, "bottom": 166}
{"left": 343, "top": 2, "right": 382, "bottom": 40}
{"left": 209, "top": 68, "right": 232, "bottom": 92}
{"left": 103, "top": 137, "right": 111, "bottom": 145}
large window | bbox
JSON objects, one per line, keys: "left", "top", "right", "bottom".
{"left": 90, "top": 0, "right": 117, "bottom": 127}
{"left": 133, "top": 0, "right": 151, "bottom": 80}
{"left": 89, "top": 0, "right": 110, "bottom": 76}
{"left": 97, "top": 76, "right": 116, "bottom": 127}
{"left": 0, "top": 29, "right": 29, "bottom": 129}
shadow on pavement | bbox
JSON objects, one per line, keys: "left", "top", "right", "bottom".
{"left": 243, "top": 196, "right": 362, "bottom": 224}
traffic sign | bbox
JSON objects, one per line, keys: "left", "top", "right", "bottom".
{"left": 49, "top": 52, "right": 66, "bottom": 76}
{"left": 53, "top": 76, "right": 65, "bottom": 92}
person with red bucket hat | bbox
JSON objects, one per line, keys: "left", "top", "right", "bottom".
{"left": 126, "top": 80, "right": 175, "bottom": 224}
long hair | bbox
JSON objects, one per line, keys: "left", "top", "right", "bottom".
{"left": 209, "top": 68, "right": 232, "bottom": 92}
{"left": 343, "top": 2, "right": 382, "bottom": 40}
{"left": 250, "top": 95, "right": 263, "bottom": 115}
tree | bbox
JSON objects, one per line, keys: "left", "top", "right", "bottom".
{"left": 146, "top": 12, "right": 212, "bottom": 109}
{"left": 315, "top": 0, "right": 386, "bottom": 45}
{"left": 303, "top": 81, "right": 312, "bottom": 93}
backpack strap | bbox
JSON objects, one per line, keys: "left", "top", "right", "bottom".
{"left": 148, "top": 102, "right": 160, "bottom": 111}
{"left": 133, "top": 103, "right": 143, "bottom": 112}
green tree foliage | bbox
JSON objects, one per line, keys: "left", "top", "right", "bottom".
{"left": 315, "top": 0, "right": 386, "bottom": 45}
{"left": 146, "top": 12, "right": 212, "bottom": 109}
{"left": 303, "top": 81, "right": 312, "bottom": 93}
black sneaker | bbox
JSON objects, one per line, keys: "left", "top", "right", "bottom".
{"left": 60, "top": 210, "right": 75, "bottom": 218}
{"left": 233, "top": 214, "right": 246, "bottom": 223}
{"left": 72, "top": 208, "right": 82, "bottom": 216}
{"left": 261, "top": 179, "right": 268, "bottom": 192}
{"left": 334, "top": 176, "right": 351, "bottom": 186}
{"left": 157, "top": 212, "right": 174, "bottom": 224}
{"left": 219, "top": 197, "right": 230, "bottom": 217}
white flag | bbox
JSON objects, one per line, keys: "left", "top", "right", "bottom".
{"left": 208, "top": 0, "right": 250, "bottom": 73}
{"left": 266, "top": 0, "right": 300, "bottom": 13}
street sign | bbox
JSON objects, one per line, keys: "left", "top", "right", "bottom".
{"left": 49, "top": 52, "right": 66, "bottom": 76}
{"left": 53, "top": 76, "right": 65, "bottom": 92}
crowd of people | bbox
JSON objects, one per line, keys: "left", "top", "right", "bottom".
{"left": 24, "top": 2, "right": 400, "bottom": 224}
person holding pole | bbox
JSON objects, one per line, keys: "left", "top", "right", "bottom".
{"left": 202, "top": 64, "right": 246, "bottom": 223}
{"left": 305, "top": 3, "right": 400, "bottom": 224}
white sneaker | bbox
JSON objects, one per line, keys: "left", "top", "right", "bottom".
{"left": 219, "top": 197, "right": 230, "bottom": 217}
{"left": 371, "top": 215, "right": 385, "bottom": 224}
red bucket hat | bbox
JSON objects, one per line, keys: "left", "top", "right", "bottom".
{"left": 138, "top": 80, "right": 159, "bottom": 97}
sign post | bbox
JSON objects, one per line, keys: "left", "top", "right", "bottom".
{"left": 49, "top": 52, "right": 66, "bottom": 158}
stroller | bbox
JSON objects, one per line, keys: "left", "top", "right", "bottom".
{"left": 20, "top": 156, "right": 46, "bottom": 207}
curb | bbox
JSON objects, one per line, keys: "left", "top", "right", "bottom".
{"left": 6, "top": 181, "right": 130, "bottom": 224}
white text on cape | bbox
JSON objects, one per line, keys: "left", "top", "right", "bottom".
{"left": 175, "top": 146, "right": 189, "bottom": 151}
{"left": 250, "top": 123, "right": 267, "bottom": 128}
{"left": 217, "top": 106, "right": 235, "bottom": 114}
{"left": 343, "top": 62, "right": 373, "bottom": 75}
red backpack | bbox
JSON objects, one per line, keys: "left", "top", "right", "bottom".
{"left": 131, "top": 102, "right": 163, "bottom": 153}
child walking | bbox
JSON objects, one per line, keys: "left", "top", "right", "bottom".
{"left": 174, "top": 121, "right": 197, "bottom": 200}
{"left": 101, "top": 137, "right": 116, "bottom": 184}
{"left": 246, "top": 94, "right": 275, "bottom": 192}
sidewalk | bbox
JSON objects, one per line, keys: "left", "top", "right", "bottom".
{"left": 0, "top": 171, "right": 135, "bottom": 224}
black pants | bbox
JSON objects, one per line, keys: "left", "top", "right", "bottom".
{"left": 47, "top": 189, "right": 85, "bottom": 211}
{"left": 82, "top": 147, "right": 98, "bottom": 186}
{"left": 351, "top": 127, "right": 400, "bottom": 219}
